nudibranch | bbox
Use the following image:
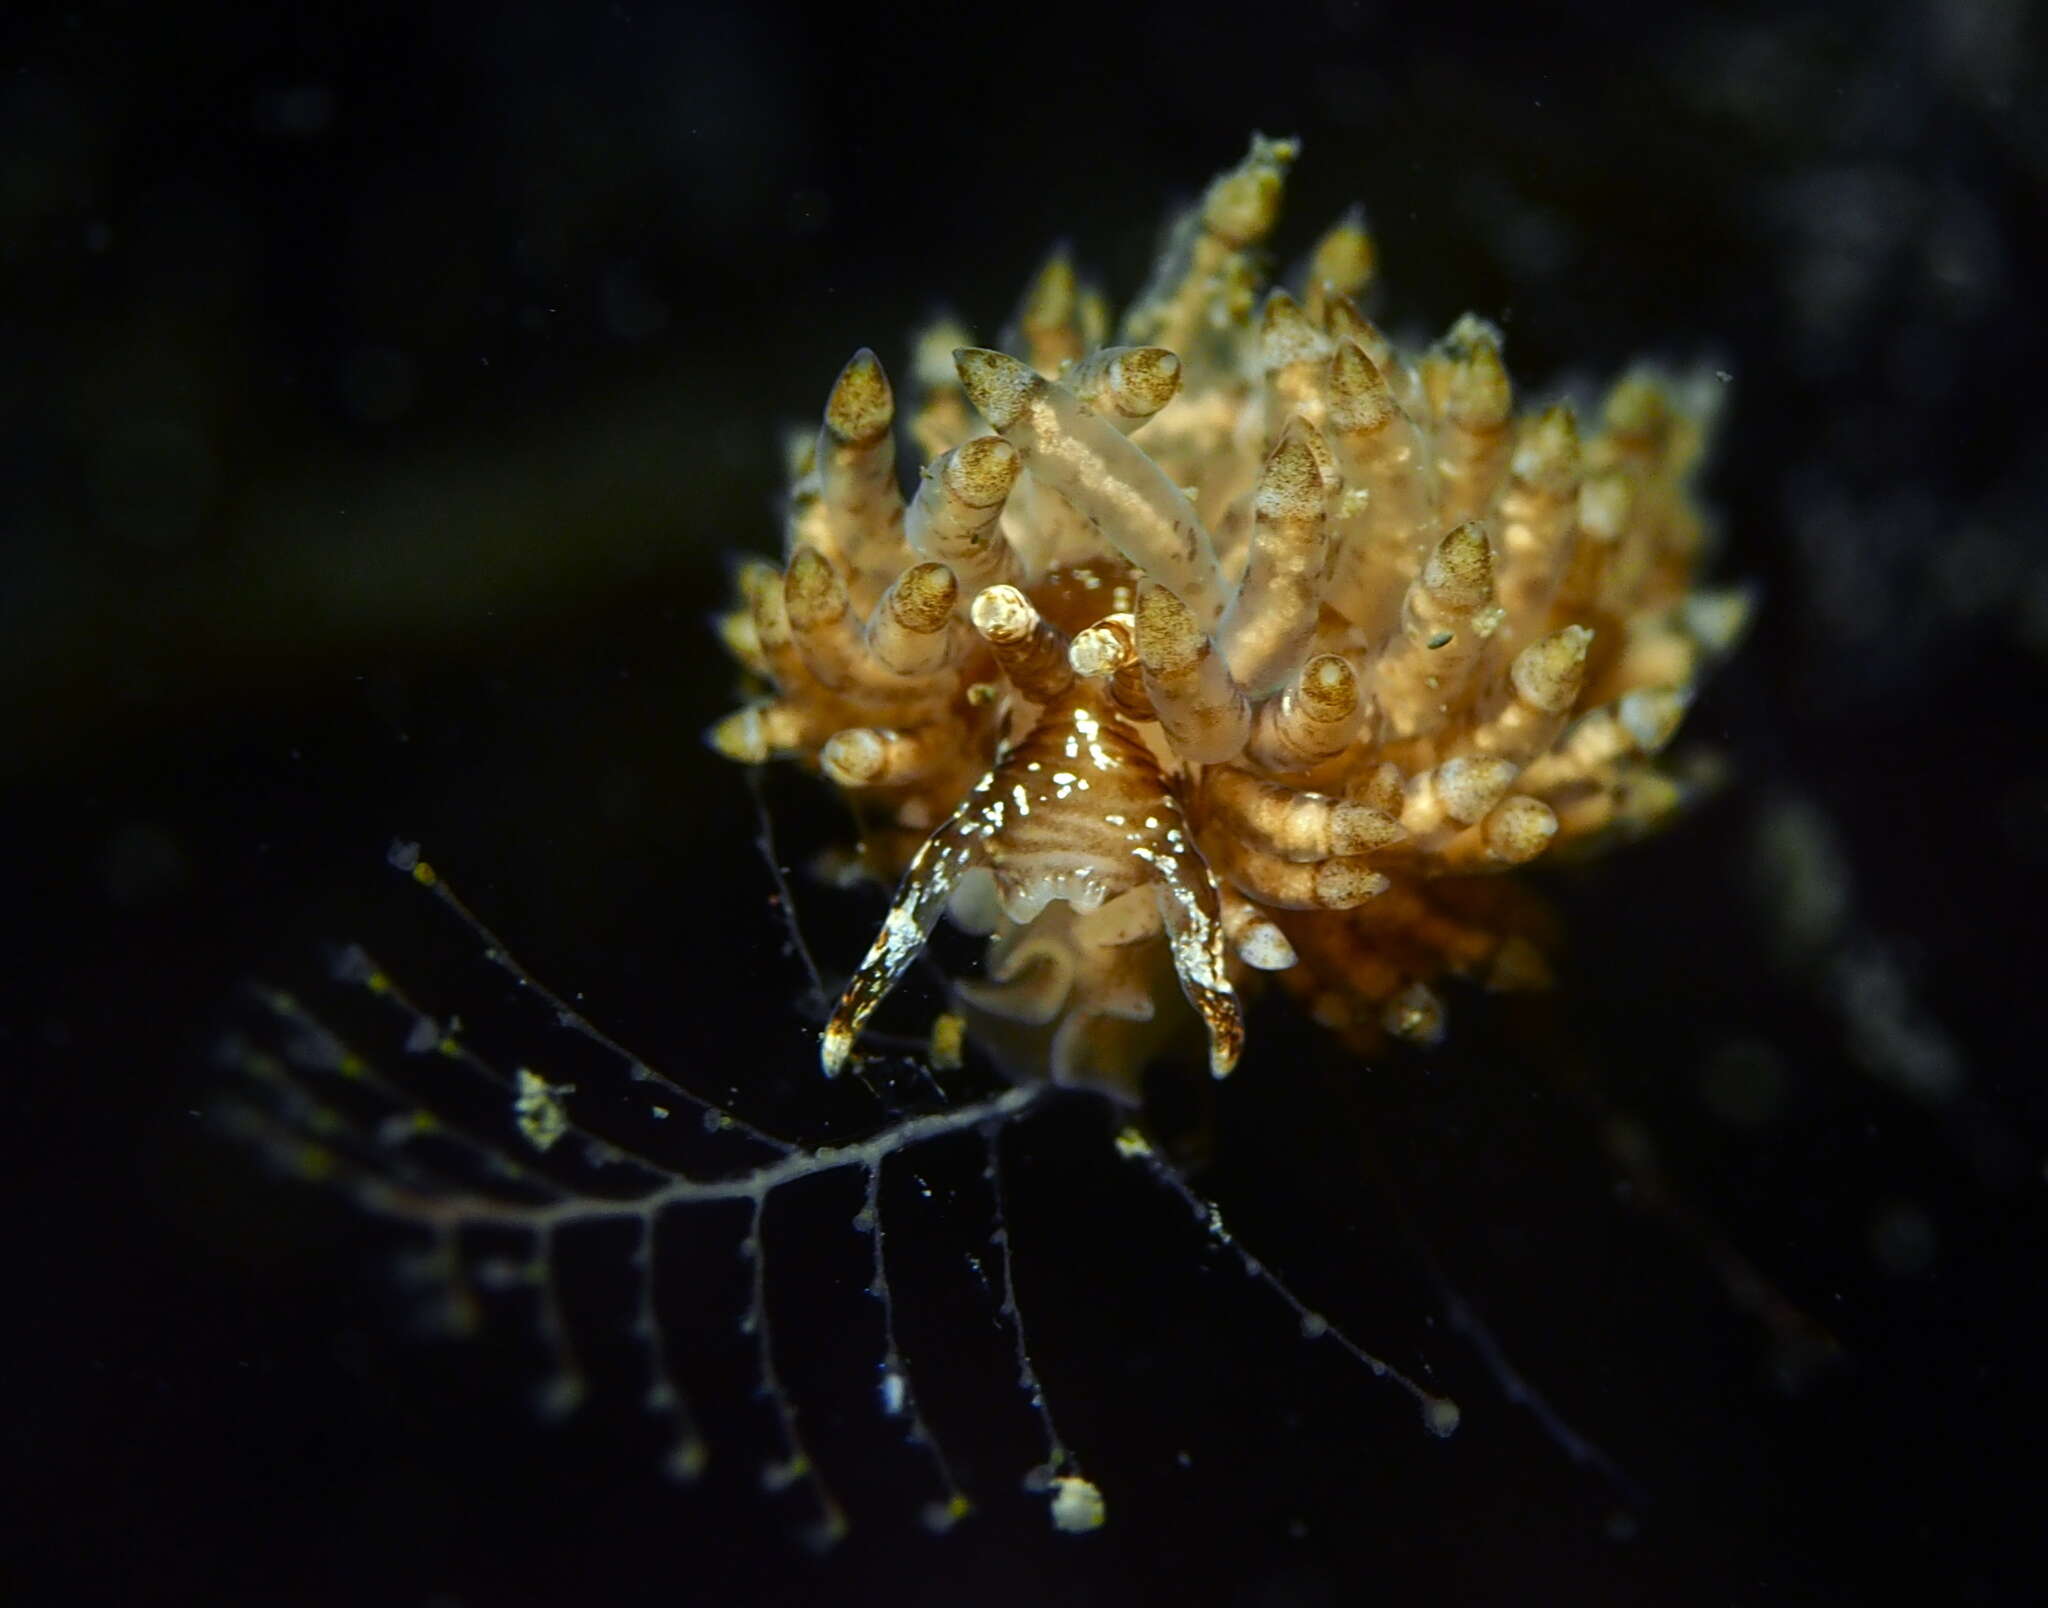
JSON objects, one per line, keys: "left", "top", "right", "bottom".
{"left": 710, "top": 135, "right": 1744, "bottom": 1098}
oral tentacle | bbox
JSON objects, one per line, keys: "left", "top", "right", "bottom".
{"left": 820, "top": 803, "right": 989, "bottom": 1076}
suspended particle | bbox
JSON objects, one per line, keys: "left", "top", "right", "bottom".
{"left": 513, "top": 1067, "right": 573, "bottom": 1152}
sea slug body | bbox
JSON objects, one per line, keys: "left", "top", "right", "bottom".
{"left": 710, "top": 134, "right": 1743, "bottom": 1098}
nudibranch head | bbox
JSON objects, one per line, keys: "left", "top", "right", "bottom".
{"left": 710, "top": 134, "right": 1743, "bottom": 1100}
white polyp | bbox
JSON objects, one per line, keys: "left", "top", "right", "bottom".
{"left": 1235, "top": 920, "right": 1298, "bottom": 971}
{"left": 1048, "top": 1474, "right": 1108, "bottom": 1534}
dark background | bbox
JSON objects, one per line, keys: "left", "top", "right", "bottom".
{"left": 10, "top": 0, "right": 2047, "bottom": 1603}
